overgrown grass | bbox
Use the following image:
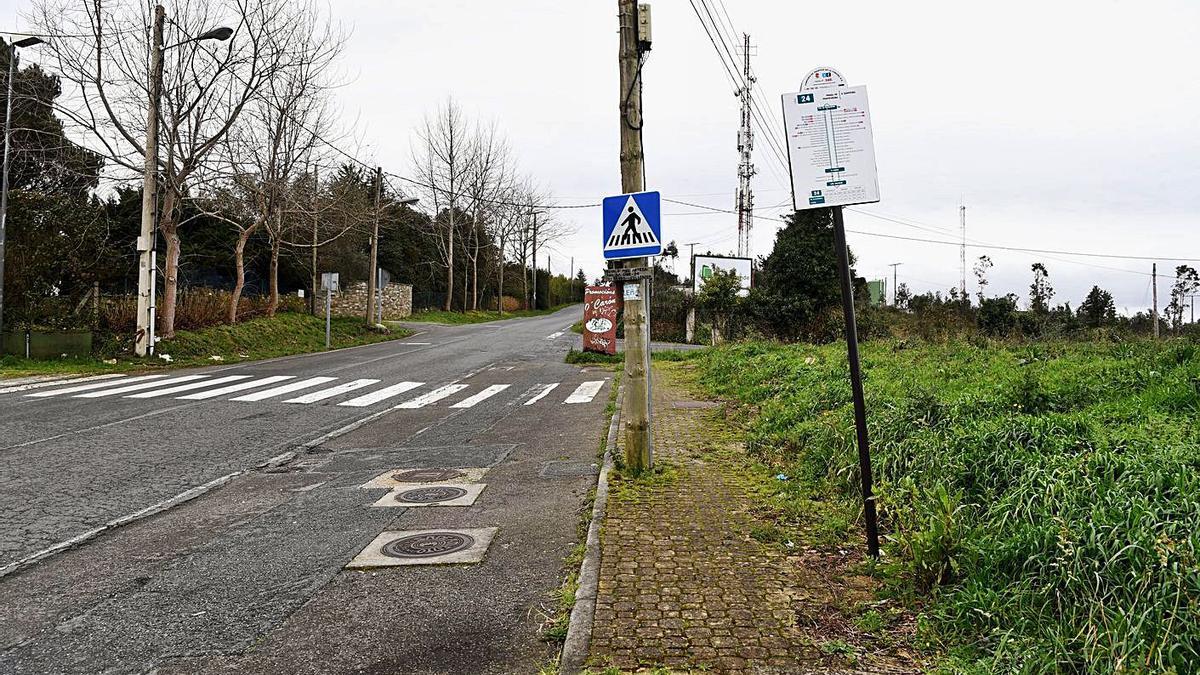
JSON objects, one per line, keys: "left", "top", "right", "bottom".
{"left": 692, "top": 338, "right": 1200, "bottom": 673}
{"left": 0, "top": 312, "right": 413, "bottom": 378}
{"left": 401, "top": 304, "right": 574, "bottom": 325}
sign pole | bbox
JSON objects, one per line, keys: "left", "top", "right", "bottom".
{"left": 832, "top": 206, "right": 879, "bottom": 557}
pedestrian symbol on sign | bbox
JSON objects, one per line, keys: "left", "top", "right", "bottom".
{"left": 602, "top": 191, "right": 662, "bottom": 260}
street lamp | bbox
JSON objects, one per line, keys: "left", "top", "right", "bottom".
{"left": 0, "top": 35, "right": 46, "bottom": 351}
{"left": 135, "top": 5, "right": 232, "bottom": 357}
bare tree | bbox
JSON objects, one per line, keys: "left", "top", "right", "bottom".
{"left": 30, "top": 0, "right": 299, "bottom": 337}
{"left": 463, "top": 121, "right": 513, "bottom": 311}
{"left": 224, "top": 7, "right": 344, "bottom": 320}
{"left": 491, "top": 183, "right": 529, "bottom": 314}
{"left": 411, "top": 98, "right": 473, "bottom": 311}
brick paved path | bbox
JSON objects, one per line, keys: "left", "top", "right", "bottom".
{"left": 588, "top": 368, "right": 835, "bottom": 674}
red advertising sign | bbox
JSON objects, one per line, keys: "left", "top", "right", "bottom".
{"left": 582, "top": 286, "right": 620, "bottom": 355}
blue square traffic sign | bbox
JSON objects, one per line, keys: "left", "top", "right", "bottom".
{"left": 602, "top": 191, "right": 662, "bottom": 260}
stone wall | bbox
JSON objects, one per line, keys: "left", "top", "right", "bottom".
{"left": 319, "top": 282, "right": 412, "bottom": 321}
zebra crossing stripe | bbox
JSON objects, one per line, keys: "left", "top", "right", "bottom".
{"left": 395, "top": 384, "right": 469, "bottom": 409}
{"left": 450, "top": 384, "right": 510, "bottom": 408}
{"left": 125, "top": 375, "right": 252, "bottom": 398}
{"left": 523, "top": 383, "right": 559, "bottom": 406}
{"left": 229, "top": 377, "right": 337, "bottom": 402}
{"left": 0, "top": 373, "right": 125, "bottom": 395}
{"left": 26, "top": 374, "right": 169, "bottom": 398}
{"left": 339, "top": 381, "right": 424, "bottom": 407}
{"left": 564, "top": 381, "right": 606, "bottom": 404}
{"left": 176, "top": 376, "right": 295, "bottom": 400}
{"left": 284, "top": 379, "right": 380, "bottom": 404}
{"left": 74, "top": 374, "right": 212, "bottom": 398}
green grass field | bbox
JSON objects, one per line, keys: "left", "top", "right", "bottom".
{"left": 1, "top": 313, "right": 412, "bottom": 378}
{"left": 691, "top": 339, "right": 1200, "bottom": 673}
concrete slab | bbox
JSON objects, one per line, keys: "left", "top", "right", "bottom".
{"left": 347, "top": 528, "right": 498, "bottom": 568}
{"left": 369, "top": 483, "right": 486, "bottom": 508}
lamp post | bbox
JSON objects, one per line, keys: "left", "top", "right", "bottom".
{"left": 0, "top": 36, "right": 45, "bottom": 351}
{"left": 134, "top": 6, "right": 232, "bottom": 357}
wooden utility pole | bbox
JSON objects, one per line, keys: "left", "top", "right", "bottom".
{"left": 365, "top": 166, "right": 382, "bottom": 324}
{"left": 310, "top": 169, "right": 318, "bottom": 315}
{"left": 531, "top": 210, "right": 538, "bottom": 310}
{"left": 619, "top": 0, "right": 651, "bottom": 472}
{"left": 1153, "top": 263, "right": 1159, "bottom": 339}
{"left": 135, "top": 5, "right": 165, "bottom": 357}
{"left": 888, "top": 262, "right": 902, "bottom": 306}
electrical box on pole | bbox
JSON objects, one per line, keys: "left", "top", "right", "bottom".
{"left": 636, "top": 4, "right": 652, "bottom": 50}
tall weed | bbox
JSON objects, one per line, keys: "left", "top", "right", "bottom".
{"left": 697, "top": 339, "right": 1200, "bottom": 672}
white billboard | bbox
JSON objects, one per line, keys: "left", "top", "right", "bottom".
{"left": 693, "top": 255, "right": 752, "bottom": 297}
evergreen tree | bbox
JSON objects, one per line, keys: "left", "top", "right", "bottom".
{"left": 1029, "top": 262, "right": 1054, "bottom": 313}
{"left": 1077, "top": 286, "right": 1116, "bottom": 328}
{"left": 743, "top": 208, "right": 851, "bottom": 341}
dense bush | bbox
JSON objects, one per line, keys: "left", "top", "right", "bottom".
{"left": 100, "top": 289, "right": 305, "bottom": 332}
{"left": 695, "top": 339, "right": 1200, "bottom": 672}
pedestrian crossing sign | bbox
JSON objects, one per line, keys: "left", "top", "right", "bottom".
{"left": 602, "top": 191, "right": 662, "bottom": 260}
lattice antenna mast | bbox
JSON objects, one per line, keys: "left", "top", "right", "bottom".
{"left": 735, "top": 33, "right": 756, "bottom": 258}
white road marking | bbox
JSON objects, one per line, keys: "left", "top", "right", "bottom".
{"left": 546, "top": 331, "right": 565, "bottom": 340}
{"left": 125, "top": 375, "right": 251, "bottom": 398}
{"left": 176, "top": 376, "right": 295, "bottom": 400}
{"left": 339, "top": 381, "right": 424, "bottom": 407}
{"left": 26, "top": 374, "right": 169, "bottom": 398}
{"left": 285, "top": 378, "right": 380, "bottom": 404}
{"left": 450, "top": 384, "right": 510, "bottom": 408}
{"left": 401, "top": 342, "right": 432, "bottom": 346}
{"left": 395, "top": 384, "right": 469, "bottom": 409}
{"left": 0, "top": 373, "right": 124, "bottom": 395}
{"left": 74, "top": 375, "right": 212, "bottom": 398}
{"left": 523, "top": 383, "right": 559, "bottom": 406}
{"left": 229, "top": 376, "right": 338, "bottom": 402}
{"left": 564, "top": 381, "right": 606, "bottom": 404}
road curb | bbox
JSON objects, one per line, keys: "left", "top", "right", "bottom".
{"left": 560, "top": 381, "right": 622, "bottom": 675}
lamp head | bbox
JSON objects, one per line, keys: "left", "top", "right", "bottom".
{"left": 13, "top": 37, "right": 45, "bottom": 48}
{"left": 197, "top": 26, "right": 233, "bottom": 42}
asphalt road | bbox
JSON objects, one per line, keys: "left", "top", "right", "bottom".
{"left": 0, "top": 305, "right": 612, "bottom": 674}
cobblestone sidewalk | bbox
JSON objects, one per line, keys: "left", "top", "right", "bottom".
{"left": 586, "top": 365, "right": 907, "bottom": 674}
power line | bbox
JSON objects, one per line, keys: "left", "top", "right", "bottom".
{"left": 849, "top": 209, "right": 1198, "bottom": 263}
{"left": 662, "top": 198, "right": 1195, "bottom": 272}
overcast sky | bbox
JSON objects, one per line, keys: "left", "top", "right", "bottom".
{"left": 6, "top": 0, "right": 1199, "bottom": 313}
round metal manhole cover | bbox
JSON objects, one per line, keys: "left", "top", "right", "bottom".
{"left": 392, "top": 468, "right": 466, "bottom": 483}
{"left": 380, "top": 532, "right": 476, "bottom": 558}
{"left": 394, "top": 486, "right": 469, "bottom": 504}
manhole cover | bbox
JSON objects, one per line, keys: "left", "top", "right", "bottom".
{"left": 395, "top": 486, "right": 469, "bottom": 503}
{"left": 392, "top": 468, "right": 466, "bottom": 483}
{"left": 380, "top": 532, "right": 476, "bottom": 558}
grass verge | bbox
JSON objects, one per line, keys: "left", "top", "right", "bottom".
{"left": 690, "top": 338, "right": 1200, "bottom": 672}
{"left": 0, "top": 312, "right": 413, "bottom": 378}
